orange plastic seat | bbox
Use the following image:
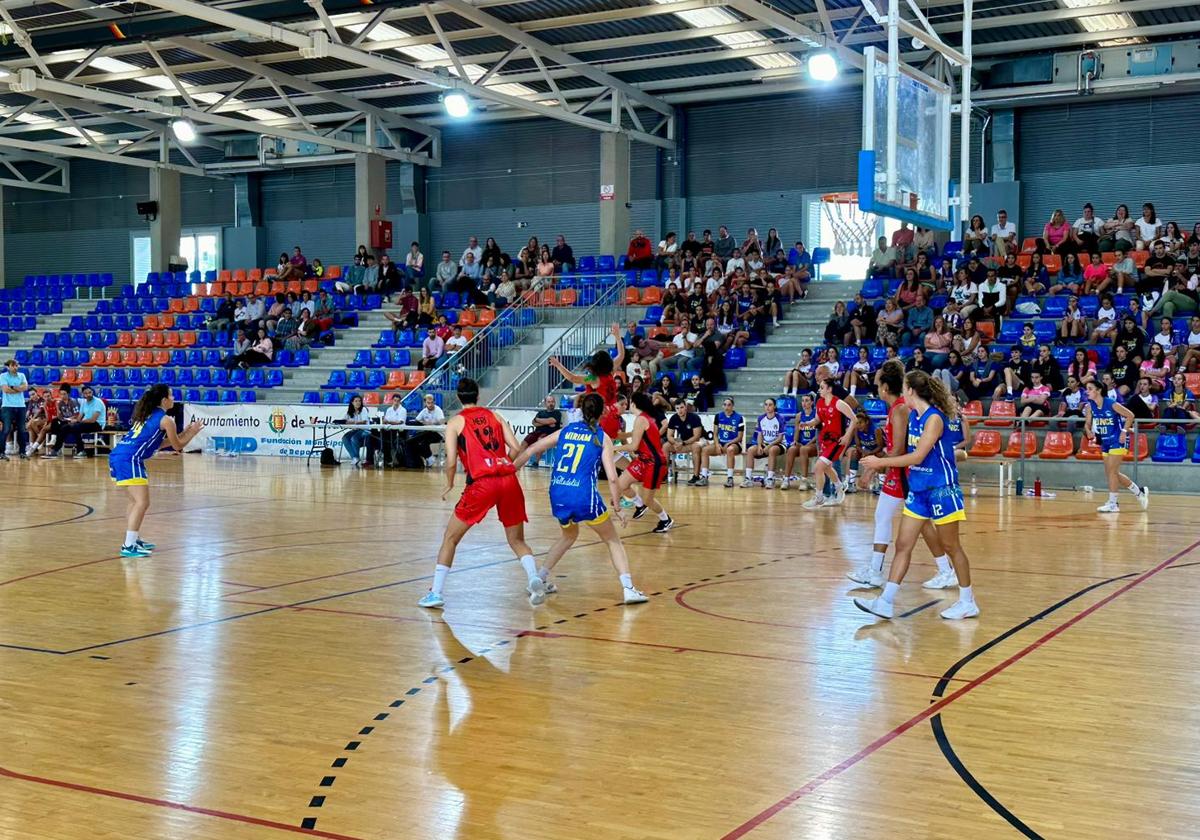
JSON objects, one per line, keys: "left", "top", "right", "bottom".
{"left": 302, "top": 280, "right": 319, "bottom": 294}
{"left": 462, "top": 328, "right": 475, "bottom": 340}
{"left": 116, "top": 332, "right": 134, "bottom": 348}
{"left": 537, "top": 289, "right": 556, "bottom": 307}
{"left": 249, "top": 268, "right": 263, "bottom": 282}
{"left": 476, "top": 309, "right": 495, "bottom": 326}
{"left": 86, "top": 351, "right": 105, "bottom": 367}
{"left": 1020, "top": 237, "right": 1038, "bottom": 254}
{"left": 363, "top": 392, "right": 382, "bottom": 406}
{"left": 1132, "top": 251, "right": 1149, "bottom": 269}
{"left": 239, "top": 282, "right": 255, "bottom": 296}
{"left": 967, "top": 430, "right": 1002, "bottom": 458}
{"left": 270, "top": 281, "right": 285, "bottom": 295}
{"left": 218, "top": 270, "right": 232, "bottom": 284}
{"left": 1123, "top": 433, "right": 1149, "bottom": 461}
{"left": 1002, "top": 431, "right": 1037, "bottom": 459}
{"left": 132, "top": 332, "right": 148, "bottom": 348}
{"left": 168, "top": 298, "right": 185, "bottom": 314}
{"left": 76, "top": 368, "right": 93, "bottom": 384}
{"left": 1039, "top": 431, "right": 1075, "bottom": 459}
{"left": 142, "top": 314, "right": 160, "bottom": 330}
{"left": 326, "top": 266, "right": 341, "bottom": 280}
{"left": 407, "top": 370, "right": 426, "bottom": 387}
{"left": 184, "top": 297, "right": 200, "bottom": 312}
{"left": 179, "top": 331, "right": 197, "bottom": 347}
{"left": 263, "top": 267, "right": 278, "bottom": 278}
{"left": 61, "top": 368, "right": 78, "bottom": 384}
{"left": 147, "top": 331, "right": 164, "bottom": 347}
{"left": 648, "top": 326, "right": 669, "bottom": 339}
{"left": 625, "top": 287, "right": 641, "bottom": 305}
{"left": 1044, "top": 254, "right": 1062, "bottom": 274}
{"left": 286, "top": 281, "right": 302, "bottom": 295}
{"left": 1016, "top": 254, "right": 1032, "bottom": 270}
{"left": 254, "top": 281, "right": 270, "bottom": 296}
{"left": 381, "top": 370, "right": 406, "bottom": 390}
{"left": 558, "top": 289, "right": 578, "bottom": 307}
{"left": 1101, "top": 252, "right": 1118, "bottom": 266}
{"left": 159, "top": 313, "right": 175, "bottom": 329}
{"left": 1078, "top": 253, "right": 1092, "bottom": 266}
{"left": 1076, "top": 435, "right": 1103, "bottom": 460}
{"left": 458, "top": 310, "right": 477, "bottom": 326}
{"left": 136, "top": 350, "right": 154, "bottom": 366}
{"left": 164, "top": 332, "right": 180, "bottom": 347}
{"left": 153, "top": 350, "right": 170, "bottom": 366}
{"left": 1186, "top": 373, "right": 1200, "bottom": 394}
{"left": 641, "top": 287, "right": 663, "bottom": 305}
{"left": 233, "top": 269, "right": 248, "bottom": 283}
{"left": 120, "top": 350, "right": 138, "bottom": 366}
{"left": 984, "top": 400, "right": 1016, "bottom": 427}
{"left": 961, "top": 400, "right": 984, "bottom": 418}
{"left": 105, "top": 351, "right": 123, "bottom": 366}
{"left": 976, "top": 321, "right": 996, "bottom": 342}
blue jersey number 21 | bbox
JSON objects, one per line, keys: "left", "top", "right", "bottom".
{"left": 556, "top": 442, "right": 585, "bottom": 474}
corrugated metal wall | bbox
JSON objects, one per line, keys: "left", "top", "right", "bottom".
{"left": 1018, "top": 92, "right": 1200, "bottom": 237}
{"left": 259, "top": 165, "right": 356, "bottom": 265}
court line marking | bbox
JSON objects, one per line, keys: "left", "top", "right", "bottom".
{"left": 0, "top": 498, "right": 94, "bottom": 532}
{"left": 0, "top": 765, "right": 367, "bottom": 840}
{"left": 718, "top": 536, "right": 1200, "bottom": 839}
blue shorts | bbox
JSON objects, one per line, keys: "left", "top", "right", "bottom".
{"left": 550, "top": 490, "right": 608, "bottom": 527}
{"left": 1098, "top": 438, "right": 1127, "bottom": 456}
{"left": 903, "top": 484, "right": 966, "bottom": 525}
{"left": 109, "top": 451, "right": 149, "bottom": 486}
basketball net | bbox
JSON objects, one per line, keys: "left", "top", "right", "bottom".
{"left": 820, "top": 192, "right": 878, "bottom": 258}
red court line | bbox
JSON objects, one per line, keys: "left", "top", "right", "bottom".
{"left": 0, "top": 555, "right": 119, "bottom": 588}
{"left": 517, "top": 629, "right": 968, "bottom": 683}
{"left": 0, "top": 765, "right": 365, "bottom": 840}
{"left": 719, "top": 537, "right": 1200, "bottom": 839}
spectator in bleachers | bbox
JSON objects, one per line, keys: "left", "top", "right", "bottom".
{"left": 1134, "top": 202, "right": 1161, "bottom": 250}
{"left": 404, "top": 242, "right": 425, "bottom": 287}
{"left": 54, "top": 384, "right": 105, "bottom": 459}
{"left": 649, "top": 374, "right": 678, "bottom": 411}
{"left": 1067, "top": 347, "right": 1097, "bottom": 385}
{"left": 1140, "top": 342, "right": 1173, "bottom": 393}
{"left": 996, "top": 345, "right": 1032, "bottom": 401}
{"left": 310, "top": 258, "right": 324, "bottom": 279}
{"left": 1057, "top": 375, "right": 1086, "bottom": 424}
{"left": 1179, "top": 316, "right": 1200, "bottom": 371}
{"left": 1100, "top": 204, "right": 1135, "bottom": 252}
{"left": 626, "top": 229, "right": 653, "bottom": 270}
{"left": 763, "top": 228, "right": 782, "bottom": 257}
{"left": 1090, "top": 294, "right": 1119, "bottom": 344}
{"left": 274, "top": 308, "right": 298, "bottom": 346}
{"left": 934, "top": 349, "right": 967, "bottom": 397}
{"left": 381, "top": 393, "right": 408, "bottom": 468}
{"left": 656, "top": 232, "right": 679, "bottom": 270}
{"left": 1018, "top": 371, "right": 1052, "bottom": 418}
{"left": 923, "top": 315, "right": 953, "bottom": 367}
{"left": 407, "top": 393, "right": 445, "bottom": 467}
{"left": 460, "top": 236, "right": 482, "bottom": 267}
{"left": 764, "top": 248, "right": 789, "bottom": 275}
{"left": 534, "top": 247, "right": 555, "bottom": 288}
{"left": 1114, "top": 315, "right": 1147, "bottom": 364}
{"left": 454, "top": 252, "right": 487, "bottom": 307}
{"left": 434, "top": 250, "right": 457, "bottom": 292}
{"left": 1033, "top": 343, "right": 1064, "bottom": 389}
{"left": 314, "top": 290, "right": 339, "bottom": 332}
{"left": 482, "top": 237, "right": 503, "bottom": 268}
{"left": 551, "top": 234, "right": 575, "bottom": 273}
{"left": 356, "top": 256, "right": 382, "bottom": 294}
{"left": 1022, "top": 253, "right": 1049, "bottom": 296}
{"left": 913, "top": 226, "right": 936, "bottom": 261}
{"left": 741, "top": 228, "right": 763, "bottom": 258}
{"left": 895, "top": 271, "right": 922, "bottom": 312}
{"left": 1162, "top": 372, "right": 1199, "bottom": 425}
{"left": 299, "top": 290, "right": 316, "bottom": 319}
{"left": 1127, "top": 377, "right": 1158, "bottom": 419}
{"left": 386, "top": 287, "right": 419, "bottom": 333}
{"left": 1106, "top": 344, "right": 1138, "bottom": 398}
{"left": 1049, "top": 252, "right": 1084, "bottom": 296}
{"left": 630, "top": 335, "right": 667, "bottom": 379}
{"left": 972, "top": 268, "right": 1007, "bottom": 324}
{"left": 434, "top": 314, "right": 453, "bottom": 341}
{"left": 1174, "top": 239, "right": 1200, "bottom": 285}
{"left": 842, "top": 346, "right": 873, "bottom": 393}
{"left": 278, "top": 246, "right": 307, "bottom": 282}
{"left": 868, "top": 236, "right": 897, "bottom": 278}
{"left": 963, "top": 214, "right": 989, "bottom": 256}
{"left": 445, "top": 325, "right": 468, "bottom": 355}
{"left": 904, "top": 291, "right": 934, "bottom": 346}
{"left": 1056, "top": 296, "right": 1085, "bottom": 342}
{"left": 989, "top": 210, "right": 1017, "bottom": 259}
{"left": 964, "top": 345, "right": 1000, "bottom": 402}
{"left": 240, "top": 292, "right": 265, "bottom": 333}
{"left": 354, "top": 244, "right": 370, "bottom": 266}
{"left": 0, "top": 358, "right": 30, "bottom": 460}
{"left": 963, "top": 255, "right": 987, "bottom": 285}
{"left": 714, "top": 226, "right": 736, "bottom": 260}
{"left": 288, "top": 310, "right": 320, "bottom": 351}
{"left": 875, "top": 298, "right": 903, "bottom": 348}
{"left": 207, "top": 292, "right": 236, "bottom": 334}
{"left": 416, "top": 288, "right": 437, "bottom": 327}
{"left": 849, "top": 292, "right": 877, "bottom": 345}
{"left": 723, "top": 248, "right": 746, "bottom": 278}
{"left": 419, "top": 327, "right": 445, "bottom": 373}
{"left": 1038, "top": 209, "right": 1074, "bottom": 256}
{"left": 517, "top": 237, "right": 539, "bottom": 276}
{"left": 890, "top": 222, "right": 915, "bottom": 265}
{"left": 716, "top": 301, "right": 749, "bottom": 351}
{"left": 783, "top": 348, "right": 816, "bottom": 397}
{"left": 1073, "top": 203, "right": 1102, "bottom": 253}
{"left": 1142, "top": 240, "right": 1176, "bottom": 299}
{"left": 1080, "top": 250, "right": 1109, "bottom": 295}
{"left": 662, "top": 317, "right": 700, "bottom": 374}
{"left": 227, "top": 328, "right": 274, "bottom": 370}
{"left": 340, "top": 395, "right": 372, "bottom": 468}
{"left": 378, "top": 254, "right": 402, "bottom": 293}
{"left": 226, "top": 330, "right": 251, "bottom": 368}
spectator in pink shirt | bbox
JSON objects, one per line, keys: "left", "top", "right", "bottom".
{"left": 1018, "top": 371, "right": 1052, "bottom": 418}
{"left": 1038, "top": 209, "right": 1076, "bottom": 256}
{"left": 277, "top": 246, "right": 307, "bottom": 282}
{"left": 419, "top": 328, "right": 445, "bottom": 372}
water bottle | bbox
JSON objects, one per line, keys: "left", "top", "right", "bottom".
{"left": 205, "top": 437, "right": 218, "bottom": 457}
{"left": 1033, "top": 476, "right": 1042, "bottom": 497}
{"left": 1015, "top": 476, "right": 1024, "bottom": 496}
{"left": 970, "top": 473, "right": 978, "bottom": 497}
{"left": 374, "top": 449, "right": 383, "bottom": 469}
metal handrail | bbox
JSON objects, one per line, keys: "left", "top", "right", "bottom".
{"left": 489, "top": 279, "right": 628, "bottom": 409}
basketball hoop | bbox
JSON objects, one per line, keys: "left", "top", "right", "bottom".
{"left": 820, "top": 192, "right": 878, "bottom": 258}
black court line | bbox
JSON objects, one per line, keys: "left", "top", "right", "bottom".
{"left": 0, "top": 498, "right": 95, "bottom": 532}
{"left": 896, "top": 599, "right": 941, "bottom": 619}
{"left": 929, "top": 570, "right": 1140, "bottom": 839}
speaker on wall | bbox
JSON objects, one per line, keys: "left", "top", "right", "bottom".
{"left": 136, "top": 200, "right": 158, "bottom": 220}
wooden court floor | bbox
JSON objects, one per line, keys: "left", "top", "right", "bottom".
{"left": 2, "top": 455, "right": 1199, "bottom": 840}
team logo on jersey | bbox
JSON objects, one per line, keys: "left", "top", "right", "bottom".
{"left": 268, "top": 407, "right": 287, "bottom": 434}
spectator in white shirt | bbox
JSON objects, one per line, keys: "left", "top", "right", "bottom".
{"left": 989, "top": 209, "right": 1017, "bottom": 259}
{"left": 459, "top": 236, "right": 482, "bottom": 267}
{"left": 662, "top": 317, "right": 700, "bottom": 373}
{"left": 723, "top": 248, "right": 746, "bottom": 278}
{"left": 445, "top": 325, "right": 469, "bottom": 353}
{"left": 408, "top": 393, "right": 445, "bottom": 466}
{"left": 240, "top": 294, "right": 265, "bottom": 332}
{"left": 380, "top": 394, "right": 408, "bottom": 467}
{"left": 704, "top": 268, "right": 725, "bottom": 297}
{"left": 403, "top": 241, "right": 425, "bottom": 287}
{"left": 868, "top": 236, "right": 898, "bottom": 277}
{"left": 1134, "top": 202, "right": 1162, "bottom": 251}
{"left": 656, "top": 232, "right": 679, "bottom": 270}
{"left": 1073, "top": 203, "right": 1102, "bottom": 252}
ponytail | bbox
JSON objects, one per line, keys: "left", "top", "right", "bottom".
{"left": 877, "top": 359, "right": 904, "bottom": 398}
{"left": 578, "top": 392, "right": 604, "bottom": 429}
{"left": 904, "top": 370, "right": 955, "bottom": 417}
{"left": 131, "top": 384, "right": 169, "bottom": 425}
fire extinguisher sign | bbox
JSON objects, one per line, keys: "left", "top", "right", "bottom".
{"left": 599, "top": 184, "right": 615, "bottom": 201}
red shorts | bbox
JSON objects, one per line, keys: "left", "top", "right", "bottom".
{"left": 819, "top": 437, "right": 846, "bottom": 463}
{"left": 881, "top": 466, "right": 906, "bottom": 499}
{"left": 600, "top": 407, "right": 622, "bottom": 441}
{"left": 627, "top": 456, "right": 667, "bottom": 490}
{"left": 454, "top": 473, "right": 528, "bottom": 527}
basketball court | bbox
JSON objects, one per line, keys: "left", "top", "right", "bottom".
{"left": 3, "top": 457, "right": 1200, "bottom": 839}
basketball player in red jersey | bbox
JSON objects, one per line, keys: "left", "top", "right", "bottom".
{"left": 802, "top": 377, "right": 857, "bottom": 509}
{"left": 548, "top": 324, "right": 625, "bottom": 442}
{"left": 418, "top": 378, "right": 547, "bottom": 609}
{"left": 615, "top": 391, "right": 674, "bottom": 533}
{"left": 846, "top": 360, "right": 957, "bottom": 589}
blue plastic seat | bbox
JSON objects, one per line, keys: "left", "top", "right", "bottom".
{"left": 349, "top": 349, "right": 371, "bottom": 368}
{"left": 228, "top": 369, "right": 247, "bottom": 386}
{"left": 346, "top": 370, "right": 366, "bottom": 389}
{"left": 725, "top": 347, "right": 747, "bottom": 369}
{"left": 640, "top": 305, "right": 663, "bottom": 326}
{"left": 390, "top": 350, "right": 412, "bottom": 368}
{"left": 1033, "top": 321, "right": 1056, "bottom": 343}
{"left": 247, "top": 369, "right": 266, "bottom": 387}
{"left": 862, "top": 398, "right": 887, "bottom": 418}
{"left": 322, "top": 370, "right": 346, "bottom": 390}
{"left": 303, "top": 391, "right": 320, "bottom": 404}
{"left": 321, "top": 390, "right": 342, "bottom": 404}
{"left": 371, "top": 350, "right": 390, "bottom": 368}
{"left": 578, "top": 256, "right": 598, "bottom": 274}
{"left": 997, "top": 321, "right": 1022, "bottom": 343}
{"left": 211, "top": 369, "right": 229, "bottom": 386}
{"left": 240, "top": 390, "right": 257, "bottom": 403}
{"left": 1152, "top": 433, "right": 1188, "bottom": 463}
{"left": 265, "top": 369, "right": 283, "bottom": 387}
{"left": 372, "top": 330, "right": 396, "bottom": 349}
{"left": 221, "top": 389, "right": 239, "bottom": 403}
{"left": 1041, "top": 297, "right": 1069, "bottom": 318}
{"left": 1052, "top": 346, "right": 1073, "bottom": 367}
{"left": 597, "top": 255, "right": 616, "bottom": 273}
{"left": 184, "top": 388, "right": 202, "bottom": 402}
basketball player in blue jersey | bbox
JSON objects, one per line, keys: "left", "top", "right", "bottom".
{"left": 109, "top": 384, "right": 205, "bottom": 557}
{"left": 697, "top": 398, "right": 744, "bottom": 487}
{"left": 782, "top": 393, "right": 818, "bottom": 490}
{"left": 1083, "top": 380, "right": 1148, "bottom": 513}
{"left": 513, "top": 392, "right": 648, "bottom": 604}
{"left": 853, "top": 371, "right": 979, "bottom": 620}
{"left": 741, "top": 398, "right": 785, "bottom": 488}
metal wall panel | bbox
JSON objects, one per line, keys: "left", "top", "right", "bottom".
{"left": 264, "top": 216, "right": 356, "bottom": 268}
{"left": 1018, "top": 92, "right": 1200, "bottom": 238}
{"left": 429, "top": 201, "right": 601, "bottom": 259}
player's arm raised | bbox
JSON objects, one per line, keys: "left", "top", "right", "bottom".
{"left": 159, "top": 416, "right": 205, "bottom": 452}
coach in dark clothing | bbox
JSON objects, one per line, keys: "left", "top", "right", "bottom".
{"left": 1031, "top": 344, "right": 1063, "bottom": 390}
{"left": 551, "top": 235, "right": 575, "bottom": 273}
{"left": 522, "top": 395, "right": 563, "bottom": 451}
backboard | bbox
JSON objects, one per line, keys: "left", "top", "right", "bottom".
{"left": 858, "top": 44, "right": 953, "bottom": 231}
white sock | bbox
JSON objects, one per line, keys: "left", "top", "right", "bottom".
{"left": 538, "top": 566, "right": 550, "bottom": 581}
{"left": 431, "top": 564, "right": 450, "bottom": 595}
{"left": 701, "top": 468, "right": 710, "bottom": 478}
{"left": 744, "top": 468, "right": 752, "bottom": 477}
{"left": 870, "top": 550, "right": 886, "bottom": 573}
{"left": 849, "top": 384, "right": 857, "bottom": 396}
{"left": 767, "top": 470, "right": 775, "bottom": 479}
{"left": 881, "top": 581, "right": 900, "bottom": 603}
{"left": 124, "top": 530, "right": 139, "bottom": 547}
{"left": 1127, "top": 483, "right": 1141, "bottom": 497}
{"left": 934, "top": 554, "right": 952, "bottom": 574}
{"left": 619, "top": 573, "right": 633, "bottom": 589}
{"left": 519, "top": 554, "right": 538, "bottom": 582}
{"left": 657, "top": 509, "right": 669, "bottom": 522}
{"left": 727, "top": 466, "right": 735, "bottom": 477}
{"left": 1109, "top": 492, "right": 1119, "bottom": 504}
{"left": 959, "top": 584, "right": 975, "bottom": 604}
